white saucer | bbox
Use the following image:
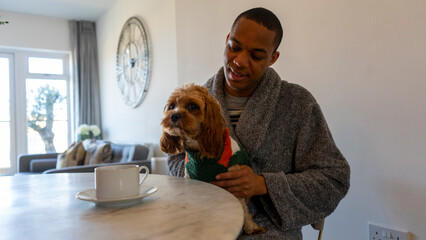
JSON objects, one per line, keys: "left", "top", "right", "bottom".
{"left": 75, "top": 185, "right": 158, "bottom": 207}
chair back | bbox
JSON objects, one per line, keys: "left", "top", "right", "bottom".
{"left": 311, "top": 218, "right": 325, "bottom": 240}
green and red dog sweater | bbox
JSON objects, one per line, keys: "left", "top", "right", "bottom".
{"left": 185, "top": 128, "right": 252, "bottom": 183}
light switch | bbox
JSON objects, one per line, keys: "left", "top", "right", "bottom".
{"left": 368, "top": 222, "right": 408, "bottom": 240}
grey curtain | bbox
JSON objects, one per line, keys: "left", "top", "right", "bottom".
{"left": 70, "top": 21, "right": 102, "bottom": 140}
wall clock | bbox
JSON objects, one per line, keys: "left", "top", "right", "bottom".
{"left": 116, "top": 17, "right": 151, "bottom": 108}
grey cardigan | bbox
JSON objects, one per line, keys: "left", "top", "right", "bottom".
{"left": 168, "top": 67, "right": 350, "bottom": 239}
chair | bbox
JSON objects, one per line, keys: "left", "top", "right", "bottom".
{"left": 311, "top": 218, "right": 325, "bottom": 240}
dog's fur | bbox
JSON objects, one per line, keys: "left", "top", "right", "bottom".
{"left": 160, "top": 84, "right": 265, "bottom": 235}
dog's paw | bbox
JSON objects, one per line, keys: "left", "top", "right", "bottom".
{"left": 244, "top": 225, "right": 266, "bottom": 235}
{"left": 252, "top": 227, "right": 266, "bottom": 234}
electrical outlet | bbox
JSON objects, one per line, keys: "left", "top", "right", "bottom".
{"left": 368, "top": 222, "right": 408, "bottom": 240}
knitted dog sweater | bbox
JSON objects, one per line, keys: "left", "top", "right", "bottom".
{"left": 185, "top": 128, "right": 251, "bottom": 183}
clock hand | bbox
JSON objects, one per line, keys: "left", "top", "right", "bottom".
{"left": 130, "top": 54, "right": 147, "bottom": 66}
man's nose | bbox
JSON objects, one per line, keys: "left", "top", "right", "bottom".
{"left": 233, "top": 52, "right": 249, "bottom": 68}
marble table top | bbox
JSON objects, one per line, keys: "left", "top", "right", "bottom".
{"left": 0, "top": 173, "right": 243, "bottom": 240}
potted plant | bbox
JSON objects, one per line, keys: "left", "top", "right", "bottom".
{"left": 0, "top": 16, "right": 9, "bottom": 25}
{"left": 77, "top": 124, "right": 101, "bottom": 142}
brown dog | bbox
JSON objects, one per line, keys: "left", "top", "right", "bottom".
{"left": 160, "top": 84, "right": 265, "bottom": 235}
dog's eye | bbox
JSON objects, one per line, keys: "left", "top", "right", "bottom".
{"left": 168, "top": 103, "right": 175, "bottom": 110}
{"left": 187, "top": 103, "right": 199, "bottom": 111}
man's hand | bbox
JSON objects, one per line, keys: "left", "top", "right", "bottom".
{"left": 211, "top": 165, "right": 268, "bottom": 198}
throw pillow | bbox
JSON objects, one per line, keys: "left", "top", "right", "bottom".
{"left": 83, "top": 139, "right": 113, "bottom": 165}
{"left": 56, "top": 142, "right": 86, "bottom": 169}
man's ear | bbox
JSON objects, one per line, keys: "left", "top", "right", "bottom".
{"left": 269, "top": 51, "right": 280, "bottom": 66}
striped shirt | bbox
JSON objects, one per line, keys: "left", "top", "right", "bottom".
{"left": 225, "top": 91, "right": 249, "bottom": 128}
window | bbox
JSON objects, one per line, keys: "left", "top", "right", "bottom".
{"left": 0, "top": 49, "right": 71, "bottom": 175}
{"left": 0, "top": 54, "right": 13, "bottom": 173}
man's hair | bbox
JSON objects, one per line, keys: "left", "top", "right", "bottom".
{"left": 232, "top": 7, "right": 283, "bottom": 53}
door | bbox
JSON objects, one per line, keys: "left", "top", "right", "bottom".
{"left": 0, "top": 53, "right": 15, "bottom": 174}
{"left": 0, "top": 49, "right": 71, "bottom": 175}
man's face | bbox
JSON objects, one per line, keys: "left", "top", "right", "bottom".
{"left": 223, "top": 17, "right": 280, "bottom": 97}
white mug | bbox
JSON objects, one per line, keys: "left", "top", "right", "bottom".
{"left": 94, "top": 165, "right": 149, "bottom": 200}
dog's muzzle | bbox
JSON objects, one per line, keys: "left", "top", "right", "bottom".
{"left": 170, "top": 113, "right": 181, "bottom": 123}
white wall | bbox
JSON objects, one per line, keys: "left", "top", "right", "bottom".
{"left": 175, "top": 0, "right": 426, "bottom": 239}
{"left": 96, "top": 0, "right": 178, "bottom": 157}
{"left": 0, "top": 10, "right": 70, "bottom": 51}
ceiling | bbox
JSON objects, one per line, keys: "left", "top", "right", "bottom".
{"left": 0, "top": 0, "right": 117, "bottom": 21}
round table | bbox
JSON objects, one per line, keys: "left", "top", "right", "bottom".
{"left": 0, "top": 173, "right": 243, "bottom": 240}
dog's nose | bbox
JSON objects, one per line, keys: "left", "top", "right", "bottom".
{"left": 170, "top": 114, "right": 181, "bottom": 123}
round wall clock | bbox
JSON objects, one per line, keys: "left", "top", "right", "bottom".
{"left": 116, "top": 17, "right": 151, "bottom": 108}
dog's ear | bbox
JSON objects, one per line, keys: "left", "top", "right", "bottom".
{"left": 198, "top": 93, "right": 226, "bottom": 159}
{"left": 160, "top": 131, "right": 184, "bottom": 154}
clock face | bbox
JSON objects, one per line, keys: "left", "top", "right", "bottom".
{"left": 116, "top": 17, "right": 150, "bottom": 108}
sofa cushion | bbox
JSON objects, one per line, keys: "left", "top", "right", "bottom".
{"left": 133, "top": 144, "right": 149, "bottom": 161}
{"left": 110, "top": 144, "right": 135, "bottom": 163}
{"left": 109, "top": 144, "right": 150, "bottom": 162}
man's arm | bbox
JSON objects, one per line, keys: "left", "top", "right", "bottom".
{"left": 214, "top": 102, "right": 350, "bottom": 230}
{"left": 259, "top": 102, "right": 350, "bottom": 229}
{"left": 167, "top": 152, "right": 185, "bottom": 177}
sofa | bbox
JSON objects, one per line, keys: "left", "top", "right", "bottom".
{"left": 17, "top": 140, "right": 153, "bottom": 174}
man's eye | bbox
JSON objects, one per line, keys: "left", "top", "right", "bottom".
{"left": 229, "top": 45, "right": 239, "bottom": 52}
{"left": 187, "top": 103, "right": 198, "bottom": 110}
{"left": 168, "top": 103, "right": 175, "bottom": 110}
{"left": 252, "top": 55, "right": 264, "bottom": 61}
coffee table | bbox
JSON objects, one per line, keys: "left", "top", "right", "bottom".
{"left": 0, "top": 173, "right": 243, "bottom": 240}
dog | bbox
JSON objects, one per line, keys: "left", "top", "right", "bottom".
{"left": 160, "top": 84, "right": 265, "bottom": 235}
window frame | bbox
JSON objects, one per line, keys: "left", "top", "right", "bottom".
{"left": 0, "top": 48, "right": 71, "bottom": 175}
{"left": 0, "top": 52, "right": 15, "bottom": 175}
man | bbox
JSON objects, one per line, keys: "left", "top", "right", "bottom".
{"left": 168, "top": 7, "right": 350, "bottom": 239}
